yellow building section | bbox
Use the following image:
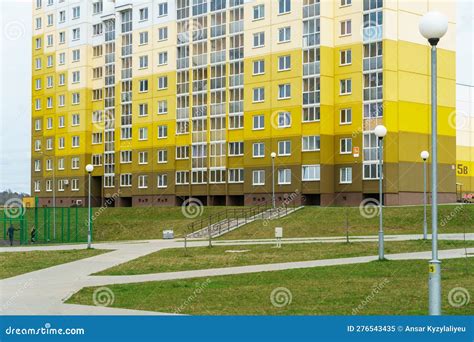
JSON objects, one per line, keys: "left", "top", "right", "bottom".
{"left": 456, "top": 146, "right": 474, "bottom": 194}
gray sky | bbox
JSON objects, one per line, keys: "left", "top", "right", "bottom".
{"left": 0, "top": 0, "right": 472, "bottom": 194}
{"left": 0, "top": 0, "right": 32, "bottom": 194}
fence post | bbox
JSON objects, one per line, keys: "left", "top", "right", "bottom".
{"left": 67, "top": 207, "right": 71, "bottom": 242}
{"left": 61, "top": 207, "right": 64, "bottom": 243}
{"left": 75, "top": 206, "right": 78, "bottom": 242}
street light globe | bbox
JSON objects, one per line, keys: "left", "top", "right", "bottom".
{"left": 420, "top": 151, "right": 430, "bottom": 160}
{"left": 270, "top": 152, "right": 277, "bottom": 158}
{"left": 85, "top": 164, "right": 94, "bottom": 173}
{"left": 419, "top": 11, "right": 448, "bottom": 41}
{"left": 374, "top": 125, "right": 387, "bottom": 139}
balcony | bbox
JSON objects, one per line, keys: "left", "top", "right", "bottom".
{"left": 303, "top": 61, "right": 320, "bottom": 76}
{"left": 211, "top": 51, "right": 226, "bottom": 64}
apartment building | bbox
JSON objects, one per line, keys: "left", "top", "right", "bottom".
{"left": 31, "top": 0, "right": 466, "bottom": 207}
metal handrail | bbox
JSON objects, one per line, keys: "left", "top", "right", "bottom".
{"left": 187, "top": 201, "right": 270, "bottom": 236}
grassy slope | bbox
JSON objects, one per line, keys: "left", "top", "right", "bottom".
{"left": 0, "top": 249, "right": 107, "bottom": 279}
{"left": 220, "top": 205, "right": 474, "bottom": 240}
{"left": 68, "top": 258, "right": 474, "bottom": 315}
{"left": 95, "top": 240, "right": 474, "bottom": 275}
{"left": 92, "top": 206, "right": 232, "bottom": 241}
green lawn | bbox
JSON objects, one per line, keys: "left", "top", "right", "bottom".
{"left": 68, "top": 258, "right": 474, "bottom": 315}
{"left": 0, "top": 249, "right": 107, "bottom": 279}
{"left": 220, "top": 205, "right": 474, "bottom": 240}
{"left": 92, "top": 206, "right": 236, "bottom": 241}
{"left": 95, "top": 240, "right": 474, "bottom": 276}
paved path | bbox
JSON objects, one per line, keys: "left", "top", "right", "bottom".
{"left": 0, "top": 234, "right": 472, "bottom": 315}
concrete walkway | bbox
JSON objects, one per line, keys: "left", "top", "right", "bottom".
{"left": 0, "top": 234, "right": 472, "bottom": 315}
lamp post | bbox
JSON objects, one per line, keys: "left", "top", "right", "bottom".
{"left": 374, "top": 124, "right": 387, "bottom": 261}
{"left": 420, "top": 150, "right": 430, "bottom": 240}
{"left": 419, "top": 11, "right": 448, "bottom": 316}
{"left": 85, "top": 164, "right": 94, "bottom": 249}
{"left": 271, "top": 152, "right": 276, "bottom": 208}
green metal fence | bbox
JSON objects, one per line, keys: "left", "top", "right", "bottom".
{"left": 1, "top": 207, "right": 92, "bottom": 245}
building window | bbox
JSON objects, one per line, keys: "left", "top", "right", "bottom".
{"left": 253, "top": 60, "right": 265, "bottom": 75}
{"left": 340, "top": 138, "right": 352, "bottom": 154}
{"left": 302, "top": 165, "right": 321, "bottom": 181}
{"left": 278, "top": 27, "right": 291, "bottom": 43}
{"left": 253, "top": 4, "right": 264, "bottom": 20}
{"left": 35, "top": 119, "right": 42, "bottom": 131}
{"left": 92, "top": 154, "right": 102, "bottom": 166}
{"left": 228, "top": 142, "right": 244, "bottom": 156}
{"left": 157, "top": 174, "right": 168, "bottom": 188}
{"left": 72, "top": 6, "right": 80, "bottom": 19}
{"left": 139, "top": 80, "right": 148, "bottom": 92}
{"left": 278, "top": 169, "right": 291, "bottom": 185}
{"left": 58, "top": 158, "right": 64, "bottom": 170}
{"left": 340, "top": 49, "right": 352, "bottom": 65}
{"left": 278, "top": 141, "right": 291, "bottom": 156}
{"left": 278, "top": 112, "right": 291, "bottom": 128}
{"left": 120, "top": 174, "right": 132, "bottom": 187}
{"left": 158, "top": 149, "right": 168, "bottom": 163}
{"left": 139, "top": 7, "right": 149, "bottom": 21}
{"left": 158, "top": 2, "right": 168, "bottom": 17}
{"left": 71, "top": 157, "right": 79, "bottom": 170}
{"left": 278, "top": 55, "right": 291, "bottom": 71}
{"left": 72, "top": 49, "right": 80, "bottom": 62}
{"left": 120, "top": 151, "right": 132, "bottom": 163}
{"left": 58, "top": 137, "right": 65, "bottom": 149}
{"left": 340, "top": 108, "right": 352, "bottom": 124}
{"left": 139, "top": 103, "right": 148, "bottom": 117}
{"left": 340, "top": 167, "right": 353, "bottom": 184}
{"left": 58, "top": 116, "right": 65, "bottom": 128}
{"left": 253, "top": 32, "right": 265, "bottom": 48}
{"left": 138, "top": 175, "right": 148, "bottom": 189}
{"left": 253, "top": 87, "right": 265, "bottom": 102}
{"left": 253, "top": 115, "right": 264, "bottom": 130}
{"left": 158, "top": 27, "right": 168, "bottom": 41}
{"left": 72, "top": 93, "right": 80, "bottom": 104}
{"left": 139, "top": 55, "right": 148, "bottom": 68}
{"left": 176, "top": 171, "right": 189, "bottom": 185}
{"left": 72, "top": 71, "right": 80, "bottom": 83}
{"left": 176, "top": 146, "right": 189, "bottom": 159}
{"left": 158, "top": 52, "right": 168, "bottom": 65}
{"left": 92, "top": 133, "right": 102, "bottom": 144}
{"left": 228, "top": 168, "right": 244, "bottom": 183}
{"left": 139, "top": 127, "right": 148, "bottom": 140}
{"left": 158, "top": 76, "right": 168, "bottom": 89}
{"left": 139, "top": 31, "right": 149, "bottom": 45}
{"left": 278, "top": 0, "right": 291, "bottom": 14}
{"left": 93, "top": 24, "right": 103, "bottom": 36}
{"left": 302, "top": 136, "right": 321, "bottom": 151}
{"left": 46, "top": 180, "right": 52, "bottom": 192}
{"left": 59, "top": 10, "right": 65, "bottom": 23}
{"left": 252, "top": 142, "right": 265, "bottom": 158}
{"left": 46, "top": 117, "right": 53, "bottom": 129}
{"left": 72, "top": 114, "right": 80, "bottom": 126}
{"left": 252, "top": 170, "right": 265, "bottom": 186}
{"left": 340, "top": 79, "right": 352, "bottom": 95}
{"left": 341, "top": 0, "right": 352, "bottom": 6}
{"left": 158, "top": 125, "right": 168, "bottom": 138}
{"left": 278, "top": 84, "right": 291, "bottom": 99}
{"left": 340, "top": 20, "right": 352, "bottom": 36}
{"left": 72, "top": 136, "right": 80, "bottom": 148}
{"left": 34, "top": 160, "right": 41, "bottom": 172}
{"left": 72, "top": 28, "right": 80, "bottom": 40}
{"left": 158, "top": 101, "right": 168, "bottom": 114}
{"left": 34, "top": 181, "right": 41, "bottom": 192}
{"left": 138, "top": 151, "right": 148, "bottom": 164}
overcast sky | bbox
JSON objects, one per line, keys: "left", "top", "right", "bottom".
{"left": 0, "top": 0, "right": 472, "bottom": 194}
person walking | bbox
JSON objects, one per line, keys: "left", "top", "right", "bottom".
{"left": 7, "top": 224, "right": 19, "bottom": 246}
